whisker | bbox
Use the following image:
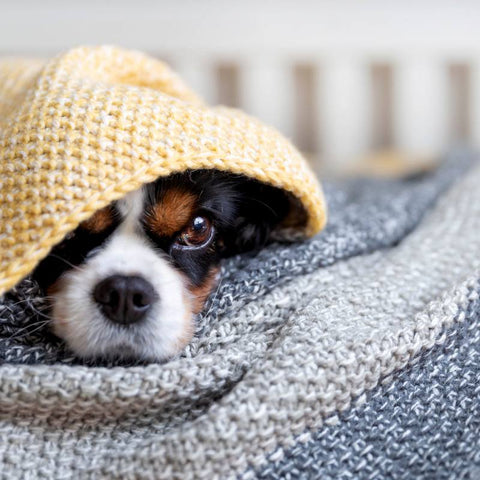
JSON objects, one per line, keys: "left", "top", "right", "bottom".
{"left": 201, "top": 279, "right": 222, "bottom": 319}
{"left": 26, "top": 304, "right": 53, "bottom": 320}
{"left": 6, "top": 319, "right": 51, "bottom": 340}
{"left": 248, "top": 197, "right": 278, "bottom": 216}
{"left": 5, "top": 298, "right": 44, "bottom": 308}
{"left": 48, "top": 254, "right": 86, "bottom": 273}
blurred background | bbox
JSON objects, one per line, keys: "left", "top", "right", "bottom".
{"left": 2, "top": 0, "right": 480, "bottom": 176}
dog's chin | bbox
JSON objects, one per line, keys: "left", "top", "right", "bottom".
{"left": 51, "top": 293, "right": 194, "bottom": 362}
{"left": 52, "top": 308, "right": 193, "bottom": 364}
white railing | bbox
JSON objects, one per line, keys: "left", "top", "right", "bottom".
{"left": 2, "top": 0, "right": 480, "bottom": 172}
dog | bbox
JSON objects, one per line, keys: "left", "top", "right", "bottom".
{"left": 32, "top": 170, "right": 289, "bottom": 362}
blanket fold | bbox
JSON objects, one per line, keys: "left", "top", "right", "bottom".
{"left": 0, "top": 150, "right": 478, "bottom": 479}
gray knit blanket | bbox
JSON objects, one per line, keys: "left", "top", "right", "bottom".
{"left": 0, "top": 150, "right": 479, "bottom": 479}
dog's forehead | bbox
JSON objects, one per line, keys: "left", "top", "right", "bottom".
{"left": 116, "top": 189, "right": 145, "bottom": 219}
{"left": 80, "top": 180, "right": 199, "bottom": 240}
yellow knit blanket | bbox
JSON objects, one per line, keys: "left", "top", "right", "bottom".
{"left": 0, "top": 46, "right": 326, "bottom": 295}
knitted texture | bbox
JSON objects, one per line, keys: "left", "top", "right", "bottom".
{"left": 0, "top": 46, "right": 326, "bottom": 295}
{"left": 0, "top": 152, "right": 470, "bottom": 365}
{"left": 0, "top": 151, "right": 478, "bottom": 479}
{"left": 254, "top": 283, "right": 480, "bottom": 480}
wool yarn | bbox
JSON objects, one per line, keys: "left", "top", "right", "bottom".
{"left": 0, "top": 46, "right": 326, "bottom": 295}
{"left": 0, "top": 150, "right": 478, "bottom": 479}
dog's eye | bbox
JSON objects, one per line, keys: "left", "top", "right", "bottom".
{"left": 176, "top": 216, "right": 213, "bottom": 248}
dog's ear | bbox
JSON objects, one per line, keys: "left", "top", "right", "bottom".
{"left": 221, "top": 180, "right": 290, "bottom": 255}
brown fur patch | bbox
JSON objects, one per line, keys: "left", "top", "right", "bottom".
{"left": 188, "top": 266, "right": 220, "bottom": 315}
{"left": 147, "top": 188, "right": 197, "bottom": 237}
{"left": 176, "top": 303, "right": 196, "bottom": 352}
{"left": 46, "top": 277, "right": 63, "bottom": 297}
{"left": 80, "top": 206, "right": 114, "bottom": 233}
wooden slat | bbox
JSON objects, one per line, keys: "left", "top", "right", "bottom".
{"left": 471, "top": 63, "right": 480, "bottom": 150}
{"left": 317, "top": 59, "right": 372, "bottom": 170}
{"left": 449, "top": 63, "right": 471, "bottom": 143}
{"left": 393, "top": 59, "right": 448, "bottom": 160}
{"left": 216, "top": 63, "right": 241, "bottom": 107}
{"left": 293, "top": 63, "right": 318, "bottom": 155}
{"left": 241, "top": 59, "right": 294, "bottom": 138}
{"left": 371, "top": 64, "right": 394, "bottom": 150}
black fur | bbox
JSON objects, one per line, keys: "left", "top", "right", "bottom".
{"left": 32, "top": 170, "right": 289, "bottom": 290}
{"left": 32, "top": 215, "right": 120, "bottom": 290}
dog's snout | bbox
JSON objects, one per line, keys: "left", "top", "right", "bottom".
{"left": 93, "top": 275, "right": 157, "bottom": 325}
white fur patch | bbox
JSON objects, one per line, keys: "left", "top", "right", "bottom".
{"left": 51, "top": 188, "right": 193, "bottom": 361}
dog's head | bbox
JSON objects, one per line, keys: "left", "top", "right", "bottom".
{"left": 32, "top": 170, "right": 289, "bottom": 362}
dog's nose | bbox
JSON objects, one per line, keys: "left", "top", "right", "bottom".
{"left": 93, "top": 275, "right": 157, "bottom": 325}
